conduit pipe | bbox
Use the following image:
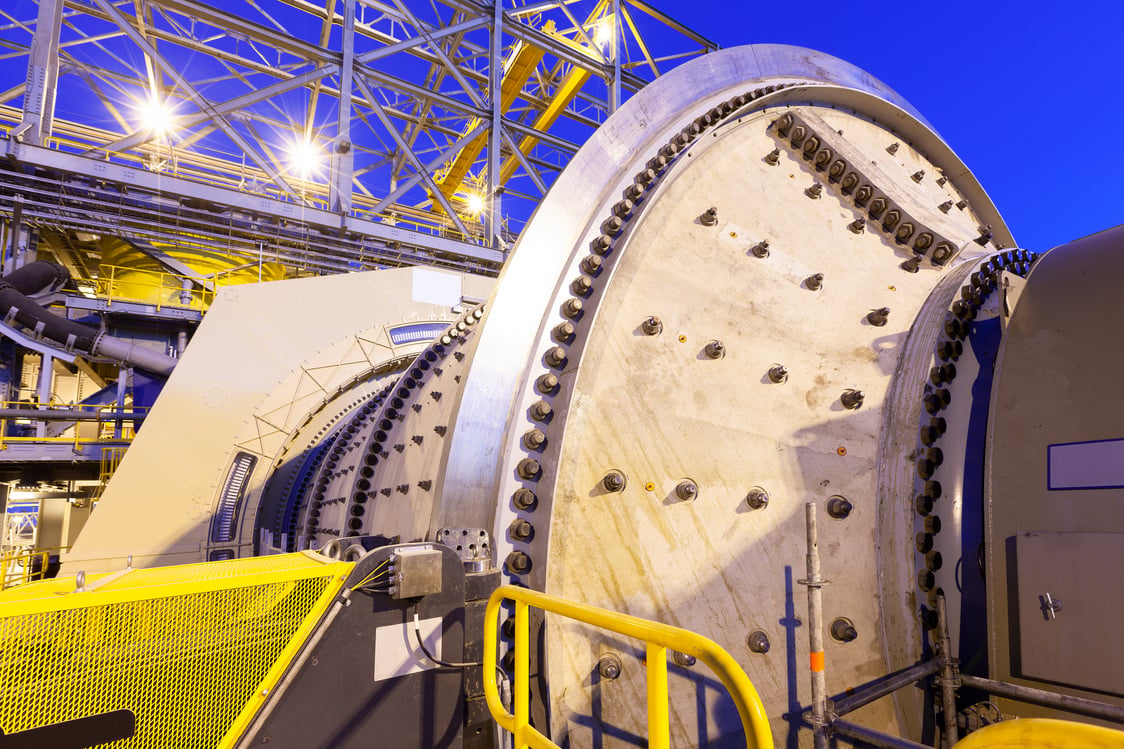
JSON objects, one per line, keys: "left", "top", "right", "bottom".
{"left": 0, "top": 262, "right": 177, "bottom": 377}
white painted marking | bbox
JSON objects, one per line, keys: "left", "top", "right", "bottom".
{"left": 412, "top": 268, "right": 462, "bottom": 306}
{"left": 373, "top": 616, "right": 442, "bottom": 681}
{"left": 1048, "top": 439, "right": 1124, "bottom": 490}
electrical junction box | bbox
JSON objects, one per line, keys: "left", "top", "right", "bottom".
{"left": 391, "top": 546, "right": 444, "bottom": 599}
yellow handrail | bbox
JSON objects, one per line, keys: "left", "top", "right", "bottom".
{"left": 0, "top": 549, "right": 50, "bottom": 589}
{"left": 953, "top": 718, "right": 1124, "bottom": 748}
{"left": 483, "top": 585, "right": 774, "bottom": 749}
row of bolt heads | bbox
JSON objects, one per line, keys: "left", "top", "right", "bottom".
{"left": 592, "top": 618, "right": 859, "bottom": 678}
{"left": 705, "top": 204, "right": 942, "bottom": 273}
{"left": 642, "top": 311, "right": 878, "bottom": 407}
{"left": 597, "top": 473, "right": 854, "bottom": 517}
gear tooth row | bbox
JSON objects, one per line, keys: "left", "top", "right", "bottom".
{"left": 774, "top": 112, "right": 963, "bottom": 267}
{"left": 304, "top": 305, "right": 486, "bottom": 548}
{"left": 913, "top": 250, "right": 1039, "bottom": 629}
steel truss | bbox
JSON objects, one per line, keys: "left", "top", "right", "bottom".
{"left": 0, "top": 0, "right": 715, "bottom": 279}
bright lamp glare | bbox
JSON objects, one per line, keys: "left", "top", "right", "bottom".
{"left": 465, "top": 193, "right": 485, "bottom": 215}
{"left": 593, "top": 20, "right": 612, "bottom": 47}
{"left": 139, "top": 98, "right": 174, "bottom": 135}
{"left": 289, "top": 140, "right": 321, "bottom": 178}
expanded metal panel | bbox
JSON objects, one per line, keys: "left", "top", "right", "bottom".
{"left": 0, "top": 553, "right": 349, "bottom": 748}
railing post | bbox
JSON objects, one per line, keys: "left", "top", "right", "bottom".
{"left": 514, "top": 598, "right": 529, "bottom": 749}
{"left": 646, "top": 643, "right": 670, "bottom": 749}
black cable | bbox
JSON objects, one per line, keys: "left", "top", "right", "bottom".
{"left": 412, "top": 608, "right": 482, "bottom": 668}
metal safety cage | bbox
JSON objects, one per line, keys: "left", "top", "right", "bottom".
{"left": 0, "top": 551, "right": 352, "bottom": 748}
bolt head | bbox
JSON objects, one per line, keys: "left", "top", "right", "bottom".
{"left": 673, "top": 651, "right": 697, "bottom": 668}
{"left": 704, "top": 340, "right": 725, "bottom": 359}
{"left": 827, "top": 496, "right": 853, "bottom": 519}
{"left": 745, "top": 488, "right": 769, "bottom": 510}
{"left": 513, "top": 488, "right": 538, "bottom": 510}
{"left": 510, "top": 519, "right": 534, "bottom": 541}
{"left": 602, "top": 470, "right": 627, "bottom": 493}
{"left": 597, "top": 654, "right": 623, "bottom": 680}
{"left": 747, "top": 630, "right": 770, "bottom": 654}
{"left": 506, "top": 551, "right": 532, "bottom": 573}
{"left": 641, "top": 316, "right": 663, "bottom": 335}
{"left": 675, "top": 480, "right": 698, "bottom": 501}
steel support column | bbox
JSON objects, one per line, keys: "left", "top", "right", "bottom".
{"left": 330, "top": 0, "right": 356, "bottom": 215}
{"left": 487, "top": 0, "right": 504, "bottom": 247}
{"left": 19, "top": 0, "right": 64, "bottom": 146}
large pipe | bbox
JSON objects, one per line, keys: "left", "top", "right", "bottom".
{"left": 957, "top": 675, "right": 1124, "bottom": 725}
{"left": 0, "top": 409, "right": 145, "bottom": 421}
{"left": 0, "top": 262, "right": 177, "bottom": 377}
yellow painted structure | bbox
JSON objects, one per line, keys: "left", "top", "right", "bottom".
{"left": 953, "top": 718, "right": 1124, "bottom": 748}
{"left": 483, "top": 584, "right": 773, "bottom": 749}
{"left": 0, "top": 551, "right": 350, "bottom": 747}
{"left": 97, "top": 237, "right": 286, "bottom": 310}
{"left": 435, "top": 35, "right": 548, "bottom": 202}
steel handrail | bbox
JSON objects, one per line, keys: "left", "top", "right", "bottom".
{"left": 483, "top": 584, "right": 773, "bottom": 749}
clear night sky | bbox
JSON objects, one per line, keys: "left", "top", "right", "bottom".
{"left": 670, "top": 0, "right": 1123, "bottom": 252}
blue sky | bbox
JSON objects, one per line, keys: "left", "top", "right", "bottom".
{"left": 674, "top": 0, "right": 1123, "bottom": 252}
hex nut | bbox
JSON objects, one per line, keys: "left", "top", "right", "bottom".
{"left": 509, "top": 518, "right": 534, "bottom": 541}
{"left": 506, "top": 551, "right": 532, "bottom": 574}
{"left": 513, "top": 488, "right": 538, "bottom": 510}
{"left": 516, "top": 458, "right": 541, "bottom": 480}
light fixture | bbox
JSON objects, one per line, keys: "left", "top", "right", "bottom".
{"left": 288, "top": 139, "right": 322, "bottom": 179}
{"left": 138, "top": 97, "right": 174, "bottom": 136}
{"left": 593, "top": 19, "right": 612, "bottom": 48}
{"left": 465, "top": 192, "right": 485, "bottom": 215}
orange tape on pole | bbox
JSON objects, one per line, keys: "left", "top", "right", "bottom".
{"left": 810, "top": 651, "right": 825, "bottom": 672}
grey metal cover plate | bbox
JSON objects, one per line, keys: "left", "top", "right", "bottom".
{"left": 1015, "top": 531, "right": 1124, "bottom": 697}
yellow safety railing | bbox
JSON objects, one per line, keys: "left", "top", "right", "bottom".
{"left": 0, "top": 549, "right": 49, "bottom": 589}
{"left": 0, "top": 551, "right": 351, "bottom": 748}
{"left": 953, "top": 718, "right": 1124, "bottom": 748}
{"left": 484, "top": 585, "right": 774, "bottom": 749}
{"left": 96, "top": 264, "right": 218, "bottom": 311}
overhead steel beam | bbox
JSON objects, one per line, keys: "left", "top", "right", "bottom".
{"left": 6, "top": 141, "right": 502, "bottom": 265}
